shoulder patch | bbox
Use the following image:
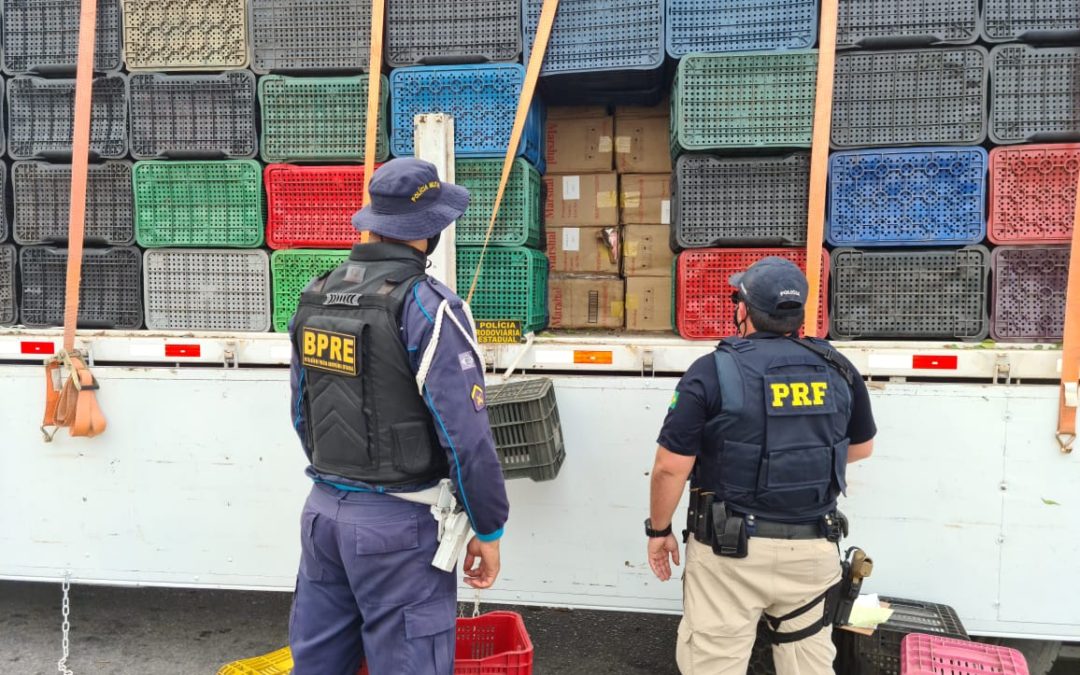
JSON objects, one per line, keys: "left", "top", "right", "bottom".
{"left": 471, "top": 384, "right": 486, "bottom": 411}
{"left": 669, "top": 391, "right": 680, "bottom": 410}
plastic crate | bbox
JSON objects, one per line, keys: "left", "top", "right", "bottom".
{"left": 456, "top": 247, "right": 548, "bottom": 334}
{"left": 982, "top": 0, "right": 1080, "bottom": 43}
{"left": 990, "top": 246, "right": 1069, "bottom": 343}
{"left": 19, "top": 246, "right": 142, "bottom": 329}
{"left": 827, "top": 147, "right": 988, "bottom": 247}
{"left": 990, "top": 45, "right": 1080, "bottom": 145}
{"left": 835, "top": 597, "right": 967, "bottom": 675}
{"left": 133, "top": 161, "right": 264, "bottom": 249}
{"left": 12, "top": 161, "right": 133, "bottom": 246}
{"left": 832, "top": 47, "right": 988, "bottom": 149}
{"left": 122, "top": 0, "right": 249, "bottom": 71}
{"left": 666, "top": 0, "right": 818, "bottom": 56}
{"left": 390, "top": 64, "right": 545, "bottom": 170}
{"left": 259, "top": 75, "right": 389, "bottom": 163}
{"left": 143, "top": 249, "right": 271, "bottom": 332}
{"left": 129, "top": 71, "right": 258, "bottom": 160}
{"left": 830, "top": 247, "right": 990, "bottom": 341}
{"left": 676, "top": 248, "right": 829, "bottom": 340}
{"left": 264, "top": 165, "right": 370, "bottom": 250}
{"left": 673, "top": 153, "right": 810, "bottom": 248}
{"left": 672, "top": 52, "right": 818, "bottom": 153}
{"left": 455, "top": 159, "right": 542, "bottom": 248}
{"left": 455, "top": 611, "right": 534, "bottom": 675}
{"left": 523, "top": 0, "right": 664, "bottom": 75}
{"left": 270, "top": 250, "right": 350, "bottom": 333}
{"left": 8, "top": 74, "right": 127, "bottom": 160}
{"left": 250, "top": 0, "right": 371, "bottom": 73}
{"left": 2, "top": 0, "right": 123, "bottom": 74}
{"left": 901, "top": 634, "right": 1028, "bottom": 675}
{"left": 486, "top": 379, "right": 565, "bottom": 481}
{"left": 386, "top": 0, "right": 521, "bottom": 67}
{"left": 0, "top": 245, "right": 15, "bottom": 326}
{"left": 988, "top": 144, "right": 1080, "bottom": 245}
{"left": 836, "top": 0, "right": 979, "bottom": 48}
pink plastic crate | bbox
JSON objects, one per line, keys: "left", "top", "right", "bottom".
{"left": 901, "top": 634, "right": 1028, "bottom": 675}
{"left": 988, "top": 143, "right": 1080, "bottom": 245}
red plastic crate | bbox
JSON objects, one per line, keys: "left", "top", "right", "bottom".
{"left": 988, "top": 143, "right": 1080, "bottom": 245}
{"left": 265, "top": 164, "right": 373, "bottom": 250}
{"left": 676, "top": 248, "right": 829, "bottom": 340}
{"left": 901, "top": 634, "right": 1028, "bottom": 675}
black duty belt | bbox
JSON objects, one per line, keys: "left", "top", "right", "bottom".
{"left": 749, "top": 518, "right": 822, "bottom": 540}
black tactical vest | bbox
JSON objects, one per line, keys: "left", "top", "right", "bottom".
{"left": 698, "top": 335, "right": 854, "bottom": 522}
{"left": 292, "top": 243, "right": 448, "bottom": 487}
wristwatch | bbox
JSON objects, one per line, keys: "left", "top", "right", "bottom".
{"left": 645, "top": 518, "right": 672, "bottom": 538}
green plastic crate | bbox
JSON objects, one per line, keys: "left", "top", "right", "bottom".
{"left": 133, "top": 160, "right": 263, "bottom": 248}
{"left": 457, "top": 247, "right": 548, "bottom": 335}
{"left": 671, "top": 51, "right": 818, "bottom": 154}
{"left": 455, "top": 158, "right": 542, "bottom": 248}
{"left": 270, "top": 249, "right": 350, "bottom": 332}
{"left": 259, "top": 75, "right": 390, "bottom": 163}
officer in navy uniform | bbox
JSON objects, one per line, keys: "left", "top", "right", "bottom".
{"left": 646, "top": 257, "right": 876, "bottom": 675}
{"left": 287, "top": 158, "right": 509, "bottom": 674}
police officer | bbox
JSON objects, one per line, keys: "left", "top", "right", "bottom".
{"left": 287, "top": 158, "right": 509, "bottom": 675}
{"left": 646, "top": 257, "right": 876, "bottom": 675}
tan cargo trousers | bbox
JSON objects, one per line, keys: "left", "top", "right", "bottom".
{"left": 676, "top": 537, "right": 842, "bottom": 675}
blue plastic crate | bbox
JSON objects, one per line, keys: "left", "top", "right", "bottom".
{"left": 390, "top": 64, "right": 545, "bottom": 171}
{"left": 523, "top": 0, "right": 664, "bottom": 75}
{"left": 666, "top": 0, "right": 818, "bottom": 56}
{"left": 827, "top": 147, "right": 988, "bottom": 247}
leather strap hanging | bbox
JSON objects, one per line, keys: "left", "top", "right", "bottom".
{"left": 1057, "top": 167, "right": 1080, "bottom": 453}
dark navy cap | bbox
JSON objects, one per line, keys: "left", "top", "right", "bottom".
{"left": 729, "top": 257, "right": 809, "bottom": 316}
{"left": 351, "top": 158, "right": 470, "bottom": 240}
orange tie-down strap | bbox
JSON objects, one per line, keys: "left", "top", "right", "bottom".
{"left": 42, "top": 353, "right": 107, "bottom": 441}
{"left": 1057, "top": 171, "right": 1080, "bottom": 453}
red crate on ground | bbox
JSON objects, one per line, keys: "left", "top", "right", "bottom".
{"left": 676, "top": 248, "right": 829, "bottom": 340}
{"left": 265, "top": 164, "right": 373, "bottom": 249}
{"left": 901, "top": 633, "right": 1028, "bottom": 675}
{"left": 989, "top": 143, "right": 1080, "bottom": 245}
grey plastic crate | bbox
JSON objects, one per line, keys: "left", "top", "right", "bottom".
{"left": 836, "top": 0, "right": 979, "bottom": 47}
{"left": 673, "top": 153, "right": 809, "bottom": 248}
{"left": 832, "top": 47, "right": 988, "bottom": 149}
{"left": 122, "top": 0, "right": 250, "bottom": 71}
{"left": 387, "top": 0, "right": 521, "bottom": 67}
{"left": 990, "top": 45, "right": 1080, "bottom": 145}
{"left": 982, "top": 0, "right": 1080, "bottom": 43}
{"left": 830, "top": 247, "right": 990, "bottom": 341}
{"left": 8, "top": 74, "right": 128, "bottom": 160}
{"left": 991, "top": 246, "right": 1069, "bottom": 343}
{"left": 486, "top": 378, "right": 565, "bottom": 482}
{"left": 250, "top": 0, "right": 372, "bottom": 73}
{"left": 0, "top": 245, "right": 15, "bottom": 326}
{"left": 0, "top": 162, "right": 8, "bottom": 242}
{"left": 2, "top": 0, "right": 123, "bottom": 74}
{"left": 143, "top": 249, "right": 271, "bottom": 332}
{"left": 19, "top": 246, "right": 143, "bottom": 329}
{"left": 12, "top": 161, "right": 134, "bottom": 246}
{"left": 128, "top": 71, "right": 258, "bottom": 160}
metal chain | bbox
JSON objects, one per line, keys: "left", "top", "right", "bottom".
{"left": 472, "top": 589, "right": 481, "bottom": 618}
{"left": 58, "top": 572, "right": 73, "bottom": 675}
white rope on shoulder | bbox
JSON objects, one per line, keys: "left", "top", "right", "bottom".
{"left": 415, "top": 299, "right": 484, "bottom": 396}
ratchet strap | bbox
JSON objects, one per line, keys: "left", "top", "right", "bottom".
{"left": 466, "top": 0, "right": 560, "bottom": 303}
{"left": 41, "top": 0, "right": 106, "bottom": 441}
{"left": 361, "top": 0, "right": 385, "bottom": 211}
{"left": 1058, "top": 162, "right": 1080, "bottom": 453}
{"left": 802, "top": 0, "right": 838, "bottom": 337}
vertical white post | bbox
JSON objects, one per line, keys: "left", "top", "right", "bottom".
{"left": 414, "top": 113, "right": 457, "bottom": 291}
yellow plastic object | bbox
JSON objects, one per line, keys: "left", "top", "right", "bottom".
{"left": 217, "top": 646, "right": 293, "bottom": 675}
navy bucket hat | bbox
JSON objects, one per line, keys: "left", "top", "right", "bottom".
{"left": 729, "top": 257, "right": 809, "bottom": 317}
{"left": 351, "top": 158, "right": 470, "bottom": 240}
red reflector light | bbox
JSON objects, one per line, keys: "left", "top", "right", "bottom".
{"left": 912, "top": 355, "right": 958, "bottom": 370}
{"left": 165, "top": 344, "right": 201, "bottom": 358}
{"left": 21, "top": 341, "right": 55, "bottom": 355}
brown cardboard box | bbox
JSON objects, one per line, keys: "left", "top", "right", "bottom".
{"left": 614, "top": 101, "right": 672, "bottom": 174}
{"left": 620, "top": 174, "right": 671, "bottom": 225}
{"left": 625, "top": 276, "right": 673, "bottom": 332}
{"left": 545, "top": 226, "right": 620, "bottom": 274}
{"left": 548, "top": 275, "right": 625, "bottom": 329}
{"left": 622, "top": 224, "right": 675, "bottom": 277}
{"left": 544, "top": 172, "right": 619, "bottom": 227}
{"left": 545, "top": 107, "right": 614, "bottom": 173}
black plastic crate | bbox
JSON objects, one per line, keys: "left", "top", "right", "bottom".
{"left": 250, "top": 0, "right": 372, "bottom": 73}
{"left": 990, "top": 45, "right": 1080, "bottom": 145}
{"left": 832, "top": 47, "right": 988, "bottom": 149}
{"left": 12, "top": 161, "right": 134, "bottom": 246}
{"left": 836, "top": 0, "right": 979, "bottom": 48}
{"left": 991, "top": 246, "right": 1070, "bottom": 343}
{"left": 982, "top": 0, "right": 1080, "bottom": 43}
{"left": 2, "top": 0, "right": 123, "bottom": 74}
{"left": 830, "top": 247, "right": 990, "bottom": 341}
{"left": 673, "top": 153, "right": 809, "bottom": 249}
{"left": 386, "top": 0, "right": 521, "bottom": 67}
{"left": 0, "top": 162, "right": 8, "bottom": 243}
{"left": 485, "top": 378, "right": 565, "bottom": 482}
{"left": 0, "top": 245, "right": 15, "bottom": 326}
{"left": 538, "top": 67, "right": 667, "bottom": 107}
{"left": 834, "top": 597, "right": 967, "bottom": 675}
{"left": 19, "top": 246, "right": 143, "bottom": 329}
{"left": 128, "top": 71, "right": 258, "bottom": 160}
{"left": 8, "top": 74, "right": 128, "bottom": 160}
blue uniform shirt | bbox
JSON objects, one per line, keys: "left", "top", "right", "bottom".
{"left": 289, "top": 275, "right": 509, "bottom": 542}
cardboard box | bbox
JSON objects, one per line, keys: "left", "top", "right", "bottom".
{"left": 614, "top": 101, "right": 672, "bottom": 174}
{"left": 546, "top": 226, "right": 620, "bottom": 274}
{"left": 544, "top": 172, "right": 619, "bottom": 227}
{"left": 625, "top": 276, "right": 673, "bottom": 332}
{"left": 620, "top": 174, "right": 671, "bottom": 225}
{"left": 545, "top": 107, "right": 613, "bottom": 173}
{"left": 622, "top": 224, "right": 675, "bottom": 277}
{"left": 548, "top": 274, "right": 625, "bottom": 329}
